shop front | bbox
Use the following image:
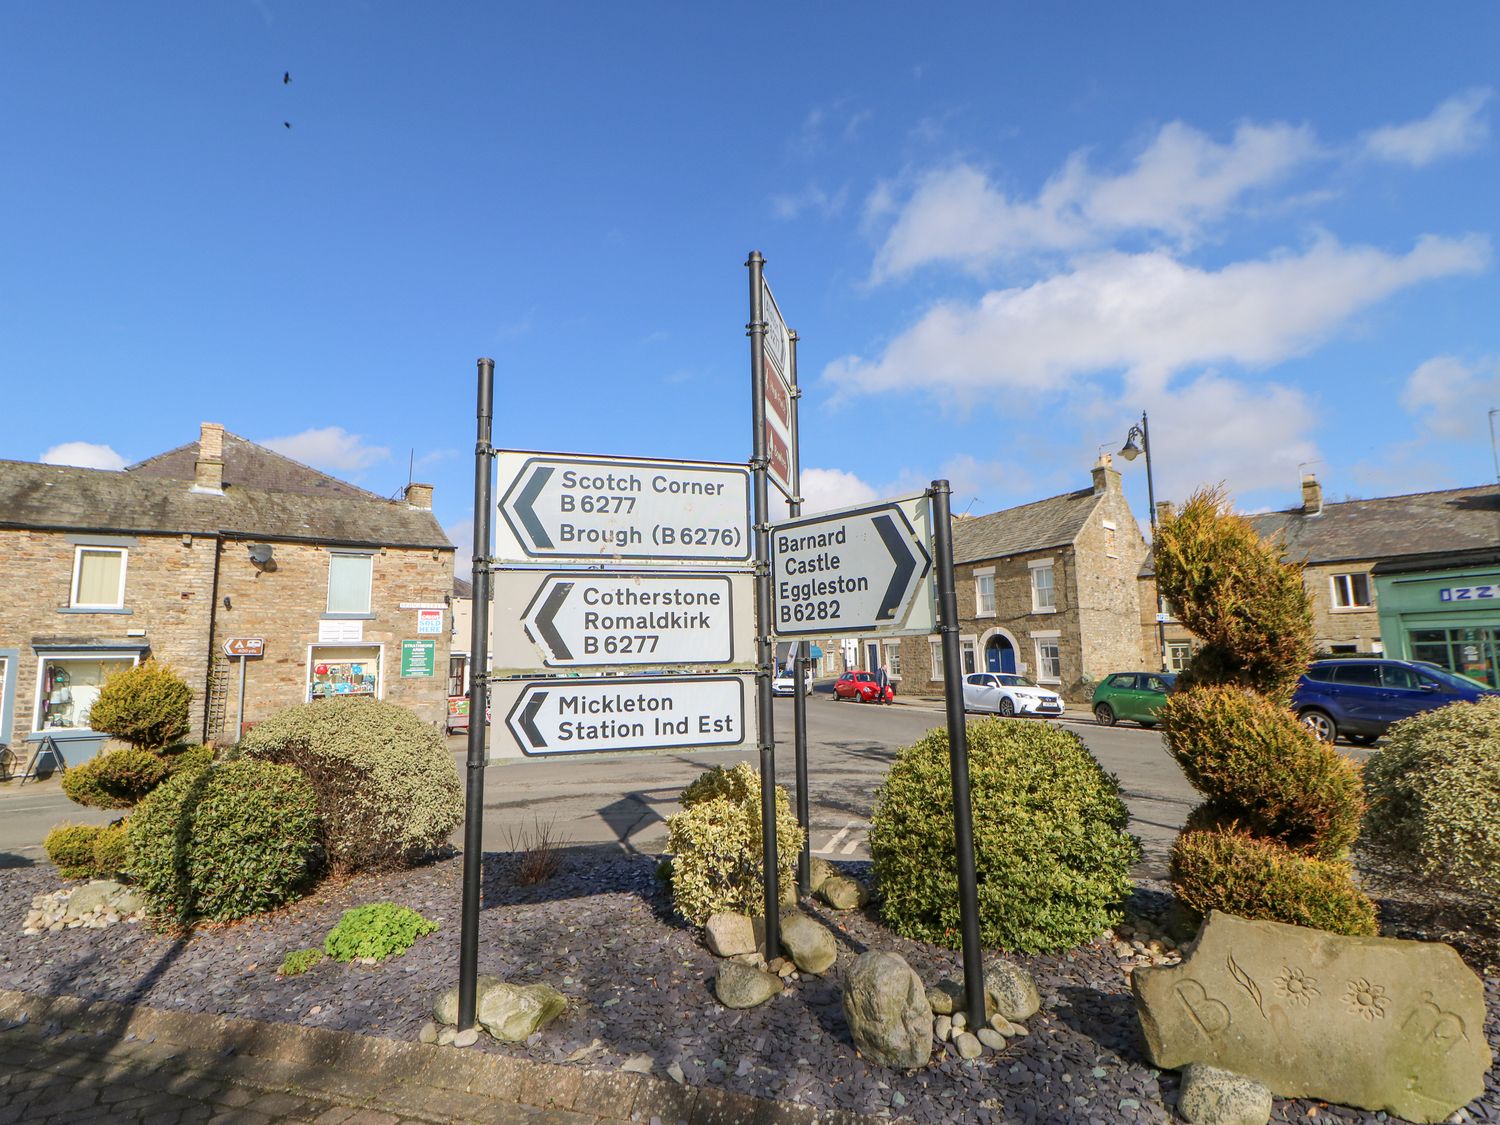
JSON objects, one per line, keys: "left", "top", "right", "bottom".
{"left": 26, "top": 642, "right": 150, "bottom": 765}
{"left": 1373, "top": 548, "right": 1500, "bottom": 689}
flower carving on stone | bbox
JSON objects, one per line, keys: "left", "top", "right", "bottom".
{"left": 1343, "top": 977, "right": 1390, "bottom": 1021}
{"left": 1275, "top": 965, "right": 1319, "bottom": 1007}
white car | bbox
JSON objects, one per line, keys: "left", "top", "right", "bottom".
{"left": 961, "top": 672, "right": 1064, "bottom": 718}
{"left": 772, "top": 667, "right": 814, "bottom": 696}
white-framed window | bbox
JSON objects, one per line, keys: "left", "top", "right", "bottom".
{"left": 34, "top": 652, "right": 141, "bottom": 732}
{"left": 1160, "top": 598, "right": 1180, "bottom": 622}
{"left": 326, "top": 552, "right": 373, "bottom": 615}
{"left": 1103, "top": 520, "right": 1118, "bottom": 558}
{"left": 960, "top": 636, "right": 978, "bottom": 676}
{"left": 1166, "top": 642, "right": 1193, "bottom": 672}
{"left": 70, "top": 546, "right": 127, "bottom": 609}
{"left": 1330, "top": 573, "right": 1372, "bottom": 610}
{"left": 929, "top": 638, "right": 943, "bottom": 680}
{"left": 884, "top": 640, "right": 902, "bottom": 680}
{"left": 974, "top": 568, "right": 995, "bottom": 617}
{"left": 1029, "top": 559, "right": 1056, "bottom": 613}
{"left": 1033, "top": 635, "right": 1062, "bottom": 683}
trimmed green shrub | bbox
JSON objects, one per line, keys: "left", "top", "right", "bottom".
{"left": 60, "top": 758, "right": 132, "bottom": 810}
{"left": 1171, "top": 828, "right": 1377, "bottom": 936}
{"left": 1160, "top": 687, "right": 1364, "bottom": 859}
{"left": 323, "top": 903, "right": 438, "bottom": 963}
{"left": 44, "top": 824, "right": 105, "bottom": 879}
{"left": 92, "top": 749, "right": 169, "bottom": 805}
{"left": 129, "top": 759, "right": 320, "bottom": 929}
{"left": 870, "top": 719, "right": 1139, "bottom": 952}
{"left": 92, "top": 821, "right": 131, "bottom": 876}
{"left": 86, "top": 660, "right": 193, "bottom": 750}
{"left": 279, "top": 948, "right": 324, "bottom": 976}
{"left": 163, "top": 744, "right": 215, "bottom": 776}
{"left": 1153, "top": 488, "right": 1315, "bottom": 705}
{"left": 238, "top": 697, "right": 461, "bottom": 873}
{"left": 665, "top": 763, "right": 805, "bottom": 926}
{"left": 1363, "top": 697, "right": 1500, "bottom": 922}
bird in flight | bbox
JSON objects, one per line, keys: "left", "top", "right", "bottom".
{"left": 283, "top": 71, "right": 291, "bottom": 84}
{"left": 283, "top": 121, "right": 292, "bottom": 129}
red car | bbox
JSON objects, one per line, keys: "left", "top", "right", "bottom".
{"left": 833, "top": 670, "right": 895, "bottom": 703}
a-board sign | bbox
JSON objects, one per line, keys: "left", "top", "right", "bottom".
{"left": 760, "top": 278, "right": 796, "bottom": 501}
{"left": 492, "top": 570, "right": 755, "bottom": 673}
{"left": 222, "top": 637, "right": 265, "bottom": 658}
{"left": 771, "top": 495, "right": 936, "bottom": 637}
{"left": 495, "top": 451, "right": 751, "bottom": 565}
{"left": 492, "top": 674, "right": 754, "bottom": 759}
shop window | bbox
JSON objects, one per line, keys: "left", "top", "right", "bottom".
{"left": 327, "top": 552, "right": 373, "bottom": 615}
{"left": 974, "top": 570, "right": 995, "bottom": 616}
{"left": 1030, "top": 562, "right": 1056, "bottom": 612}
{"left": 71, "top": 547, "right": 127, "bottom": 609}
{"left": 309, "top": 645, "right": 381, "bottom": 701}
{"left": 1034, "top": 638, "right": 1062, "bottom": 683}
{"left": 1166, "top": 642, "right": 1193, "bottom": 672}
{"left": 1330, "top": 573, "right": 1372, "bottom": 610}
{"left": 35, "top": 654, "right": 138, "bottom": 731}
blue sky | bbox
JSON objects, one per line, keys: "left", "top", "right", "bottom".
{"left": 5, "top": 3, "right": 1499, "bottom": 561}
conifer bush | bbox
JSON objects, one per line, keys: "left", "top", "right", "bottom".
{"left": 86, "top": 660, "right": 193, "bottom": 751}
{"left": 870, "top": 719, "right": 1138, "bottom": 952}
{"left": 44, "top": 824, "right": 105, "bottom": 879}
{"left": 60, "top": 758, "right": 131, "bottom": 810}
{"left": 665, "top": 763, "right": 804, "bottom": 926}
{"left": 92, "top": 821, "right": 132, "bottom": 877}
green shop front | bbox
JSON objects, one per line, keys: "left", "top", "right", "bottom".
{"left": 1373, "top": 548, "right": 1500, "bottom": 689}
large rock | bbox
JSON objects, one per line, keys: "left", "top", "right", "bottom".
{"left": 983, "top": 958, "right": 1040, "bottom": 1021}
{"left": 841, "top": 951, "right": 933, "bottom": 1070}
{"left": 818, "top": 875, "right": 868, "bottom": 911}
{"left": 476, "top": 982, "right": 567, "bottom": 1042}
{"left": 809, "top": 856, "right": 838, "bottom": 893}
{"left": 68, "top": 880, "right": 126, "bottom": 917}
{"left": 432, "top": 975, "right": 503, "bottom": 1026}
{"left": 704, "top": 912, "right": 759, "bottom": 957}
{"left": 715, "top": 961, "right": 783, "bottom": 1008}
{"left": 779, "top": 911, "right": 837, "bottom": 974}
{"left": 1177, "top": 1063, "right": 1272, "bottom": 1125}
{"left": 1134, "top": 910, "right": 1493, "bottom": 1123}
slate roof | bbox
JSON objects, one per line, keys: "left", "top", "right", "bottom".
{"left": 1248, "top": 484, "right": 1500, "bottom": 566}
{"left": 453, "top": 577, "right": 473, "bottom": 598}
{"left": 953, "top": 487, "right": 1101, "bottom": 564}
{"left": 0, "top": 460, "right": 452, "bottom": 550}
{"left": 127, "top": 431, "right": 382, "bottom": 500}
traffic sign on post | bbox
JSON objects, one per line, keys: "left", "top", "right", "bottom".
{"left": 495, "top": 452, "right": 751, "bottom": 564}
{"left": 491, "top": 570, "right": 755, "bottom": 672}
{"left": 760, "top": 279, "right": 796, "bottom": 500}
{"left": 491, "top": 675, "right": 754, "bottom": 759}
{"left": 771, "top": 496, "right": 936, "bottom": 636}
{"left": 222, "top": 637, "right": 265, "bottom": 658}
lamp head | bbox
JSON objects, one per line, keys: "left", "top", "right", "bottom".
{"left": 1119, "top": 433, "right": 1144, "bottom": 461}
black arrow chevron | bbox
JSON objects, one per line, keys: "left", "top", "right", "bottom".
{"left": 518, "top": 691, "right": 548, "bottom": 749}
{"left": 513, "top": 466, "right": 554, "bottom": 549}
{"left": 534, "top": 581, "right": 574, "bottom": 661}
{"left": 873, "top": 513, "right": 918, "bottom": 621}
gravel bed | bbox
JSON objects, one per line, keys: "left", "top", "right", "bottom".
{"left": 3, "top": 852, "right": 1497, "bottom": 1124}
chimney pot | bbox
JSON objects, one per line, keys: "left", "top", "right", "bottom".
{"left": 1301, "top": 473, "right": 1323, "bottom": 516}
{"left": 405, "top": 482, "right": 434, "bottom": 510}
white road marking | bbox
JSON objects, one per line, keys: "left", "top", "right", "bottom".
{"left": 819, "top": 823, "right": 853, "bottom": 854}
{"left": 840, "top": 834, "right": 862, "bottom": 855}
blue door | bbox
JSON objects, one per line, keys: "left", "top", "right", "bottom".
{"left": 985, "top": 636, "right": 1016, "bottom": 674}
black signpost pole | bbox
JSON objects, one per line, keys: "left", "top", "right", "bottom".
{"left": 787, "top": 329, "right": 811, "bottom": 898}
{"left": 458, "top": 357, "right": 495, "bottom": 1033}
{"left": 747, "top": 251, "right": 780, "bottom": 956}
{"left": 929, "top": 479, "right": 986, "bottom": 1030}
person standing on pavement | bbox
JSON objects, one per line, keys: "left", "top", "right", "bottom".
{"left": 874, "top": 663, "right": 890, "bottom": 704}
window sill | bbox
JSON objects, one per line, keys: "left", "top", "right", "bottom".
{"left": 1037, "top": 678, "right": 1062, "bottom": 686}
{"left": 1330, "top": 607, "right": 1374, "bottom": 613}
{"left": 321, "top": 613, "right": 377, "bottom": 621}
{"left": 57, "top": 606, "right": 133, "bottom": 615}
{"left": 27, "top": 729, "right": 107, "bottom": 742}
{"left": 975, "top": 610, "right": 996, "bottom": 619}
{"left": 1030, "top": 607, "right": 1058, "bottom": 615}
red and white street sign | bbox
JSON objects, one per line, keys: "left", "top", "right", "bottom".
{"left": 761, "top": 278, "right": 796, "bottom": 500}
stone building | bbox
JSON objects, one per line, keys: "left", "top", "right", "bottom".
{"left": 885, "top": 455, "right": 1149, "bottom": 701}
{"left": 0, "top": 423, "right": 454, "bottom": 773}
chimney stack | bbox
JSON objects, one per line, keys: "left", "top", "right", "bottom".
{"left": 1091, "top": 452, "right": 1120, "bottom": 495}
{"left": 193, "top": 422, "right": 225, "bottom": 495}
{"left": 1155, "top": 500, "right": 1176, "bottom": 524}
{"left": 1301, "top": 473, "right": 1323, "bottom": 516}
{"left": 405, "top": 482, "right": 434, "bottom": 510}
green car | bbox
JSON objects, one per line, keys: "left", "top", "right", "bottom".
{"left": 1092, "top": 671, "right": 1177, "bottom": 729}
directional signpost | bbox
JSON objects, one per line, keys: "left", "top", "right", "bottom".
{"left": 222, "top": 636, "right": 265, "bottom": 740}
{"left": 771, "top": 497, "right": 935, "bottom": 636}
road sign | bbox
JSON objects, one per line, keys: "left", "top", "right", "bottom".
{"left": 760, "top": 278, "right": 796, "bottom": 500}
{"left": 493, "top": 570, "right": 754, "bottom": 672}
{"left": 492, "top": 674, "right": 754, "bottom": 759}
{"left": 223, "top": 637, "right": 265, "bottom": 658}
{"left": 495, "top": 452, "right": 751, "bottom": 565}
{"left": 771, "top": 495, "right": 936, "bottom": 637}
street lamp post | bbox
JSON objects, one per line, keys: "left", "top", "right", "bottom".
{"left": 1120, "top": 412, "right": 1167, "bottom": 672}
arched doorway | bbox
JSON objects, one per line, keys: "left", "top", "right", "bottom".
{"left": 985, "top": 634, "right": 1016, "bottom": 674}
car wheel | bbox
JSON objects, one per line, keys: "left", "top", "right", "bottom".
{"left": 1094, "top": 703, "right": 1116, "bottom": 727}
{"left": 998, "top": 697, "right": 1016, "bottom": 717}
{"left": 1299, "top": 709, "right": 1337, "bottom": 743}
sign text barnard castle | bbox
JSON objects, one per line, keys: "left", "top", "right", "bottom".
{"left": 775, "top": 524, "right": 871, "bottom": 623}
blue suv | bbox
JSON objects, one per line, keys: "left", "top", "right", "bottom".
{"left": 1292, "top": 658, "right": 1499, "bottom": 745}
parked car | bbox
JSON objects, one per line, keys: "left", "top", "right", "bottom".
{"left": 1292, "top": 658, "right": 1499, "bottom": 745}
{"left": 771, "top": 666, "right": 813, "bottom": 696}
{"left": 833, "top": 670, "right": 894, "bottom": 703}
{"left": 961, "top": 672, "right": 1064, "bottom": 718}
{"left": 1092, "top": 671, "right": 1177, "bottom": 728}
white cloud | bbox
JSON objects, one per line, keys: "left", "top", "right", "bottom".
{"left": 770, "top": 467, "right": 880, "bottom": 521}
{"left": 871, "top": 120, "right": 1318, "bottom": 279}
{"left": 261, "top": 426, "right": 390, "bottom": 472}
{"left": 1401, "top": 354, "right": 1500, "bottom": 440}
{"left": 1364, "top": 88, "right": 1492, "bottom": 167}
{"left": 829, "top": 234, "right": 1490, "bottom": 398}
{"left": 39, "top": 441, "right": 127, "bottom": 470}
{"left": 772, "top": 183, "right": 850, "bottom": 220}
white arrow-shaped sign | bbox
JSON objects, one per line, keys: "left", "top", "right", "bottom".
{"left": 496, "top": 675, "right": 751, "bottom": 758}
{"left": 771, "top": 497, "right": 934, "bottom": 637}
{"left": 495, "top": 452, "right": 751, "bottom": 564}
